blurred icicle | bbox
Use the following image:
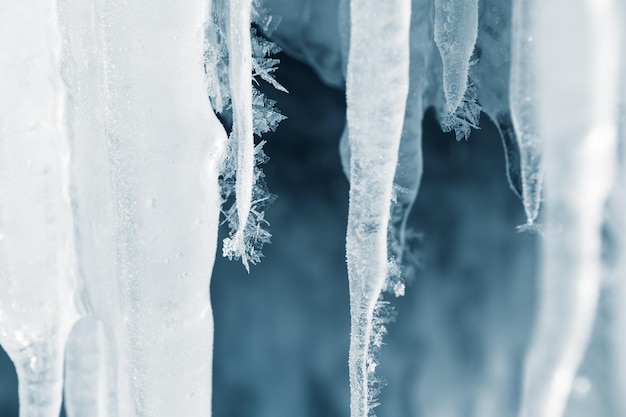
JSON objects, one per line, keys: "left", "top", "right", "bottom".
{"left": 0, "top": 2, "right": 78, "bottom": 416}
{"left": 473, "top": 0, "right": 524, "bottom": 201}
{"left": 345, "top": 1, "right": 411, "bottom": 417}
{"left": 387, "top": 0, "right": 434, "bottom": 288}
{"left": 434, "top": 0, "right": 478, "bottom": 115}
{"left": 510, "top": 0, "right": 544, "bottom": 226}
{"left": 519, "top": 1, "right": 620, "bottom": 417}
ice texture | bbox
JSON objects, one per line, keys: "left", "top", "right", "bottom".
{"left": 509, "top": 0, "right": 544, "bottom": 225}
{"left": 518, "top": 1, "right": 621, "bottom": 417}
{"left": 345, "top": 1, "right": 411, "bottom": 416}
{"left": 434, "top": 0, "right": 479, "bottom": 115}
{"left": 0, "top": 2, "right": 78, "bottom": 416}
{"left": 58, "top": 0, "right": 225, "bottom": 415}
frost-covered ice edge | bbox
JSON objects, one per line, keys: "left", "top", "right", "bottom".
{"left": 0, "top": 1, "right": 625, "bottom": 417}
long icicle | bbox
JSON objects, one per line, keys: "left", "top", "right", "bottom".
{"left": 226, "top": 0, "right": 255, "bottom": 271}
{"left": 510, "top": 0, "right": 544, "bottom": 225}
{"left": 345, "top": 1, "right": 411, "bottom": 416}
{"left": 519, "top": 1, "right": 620, "bottom": 416}
{"left": 0, "top": 1, "right": 78, "bottom": 416}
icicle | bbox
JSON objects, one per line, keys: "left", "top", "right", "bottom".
{"left": 90, "top": 0, "right": 225, "bottom": 415}
{"left": 387, "top": 0, "right": 434, "bottom": 287}
{"left": 519, "top": 1, "right": 620, "bottom": 416}
{"left": 0, "top": 1, "right": 77, "bottom": 416}
{"left": 473, "top": 0, "right": 524, "bottom": 200}
{"left": 345, "top": 1, "right": 411, "bottom": 416}
{"left": 63, "top": 319, "right": 116, "bottom": 417}
{"left": 510, "top": 0, "right": 544, "bottom": 226}
{"left": 223, "top": 0, "right": 255, "bottom": 270}
{"left": 434, "top": 0, "right": 479, "bottom": 115}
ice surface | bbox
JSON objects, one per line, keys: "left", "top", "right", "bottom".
{"left": 0, "top": 1, "right": 77, "bottom": 416}
{"left": 434, "top": 0, "right": 478, "bottom": 115}
{"left": 519, "top": 1, "right": 621, "bottom": 417}
{"left": 57, "top": 0, "right": 225, "bottom": 415}
{"left": 345, "top": 1, "right": 410, "bottom": 416}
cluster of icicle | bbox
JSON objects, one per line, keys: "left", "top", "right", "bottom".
{"left": 0, "top": 0, "right": 282, "bottom": 415}
{"left": 1, "top": 0, "right": 626, "bottom": 417}
{"left": 340, "top": 0, "right": 626, "bottom": 417}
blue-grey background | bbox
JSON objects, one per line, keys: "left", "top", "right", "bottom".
{"left": 0, "top": 52, "right": 539, "bottom": 417}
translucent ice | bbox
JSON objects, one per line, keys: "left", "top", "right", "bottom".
{"left": 434, "top": 0, "right": 478, "bottom": 115}
{"left": 519, "top": 1, "right": 621, "bottom": 417}
{"left": 224, "top": 0, "right": 256, "bottom": 270}
{"left": 345, "top": 1, "right": 410, "bottom": 416}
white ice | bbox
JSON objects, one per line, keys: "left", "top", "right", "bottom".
{"left": 59, "top": 0, "right": 226, "bottom": 415}
{"left": 0, "top": 2, "right": 78, "bottom": 416}
{"left": 345, "top": 1, "right": 411, "bottom": 416}
{"left": 519, "top": 1, "right": 620, "bottom": 417}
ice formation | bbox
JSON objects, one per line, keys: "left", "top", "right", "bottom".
{"left": 1, "top": 1, "right": 625, "bottom": 417}
{"left": 519, "top": 2, "right": 621, "bottom": 417}
{"left": 344, "top": 1, "right": 410, "bottom": 417}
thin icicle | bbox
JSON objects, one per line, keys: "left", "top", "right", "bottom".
{"left": 211, "top": 0, "right": 283, "bottom": 270}
{"left": 519, "top": 1, "right": 620, "bottom": 417}
{"left": 473, "top": 0, "right": 524, "bottom": 200}
{"left": 510, "top": 0, "right": 544, "bottom": 226}
{"left": 0, "top": 1, "right": 77, "bottom": 416}
{"left": 345, "top": 1, "right": 411, "bottom": 416}
{"left": 387, "top": 0, "right": 433, "bottom": 290}
{"left": 223, "top": 0, "right": 255, "bottom": 270}
{"left": 434, "top": 0, "right": 479, "bottom": 115}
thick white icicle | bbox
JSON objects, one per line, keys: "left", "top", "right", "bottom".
{"left": 433, "top": 0, "right": 478, "bottom": 114}
{"left": 226, "top": 0, "right": 255, "bottom": 270}
{"left": 345, "top": 1, "right": 410, "bottom": 416}
{"left": 510, "top": 0, "right": 544, "bottom": 225}
{"left": 519, "top": 1, "right": 620, "bottom": 417}
{"left": 0, "top": 2, "right": 77, "bottom": 416}
{"left": 95, "top": 0, "right": 226, "bottom": 415}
